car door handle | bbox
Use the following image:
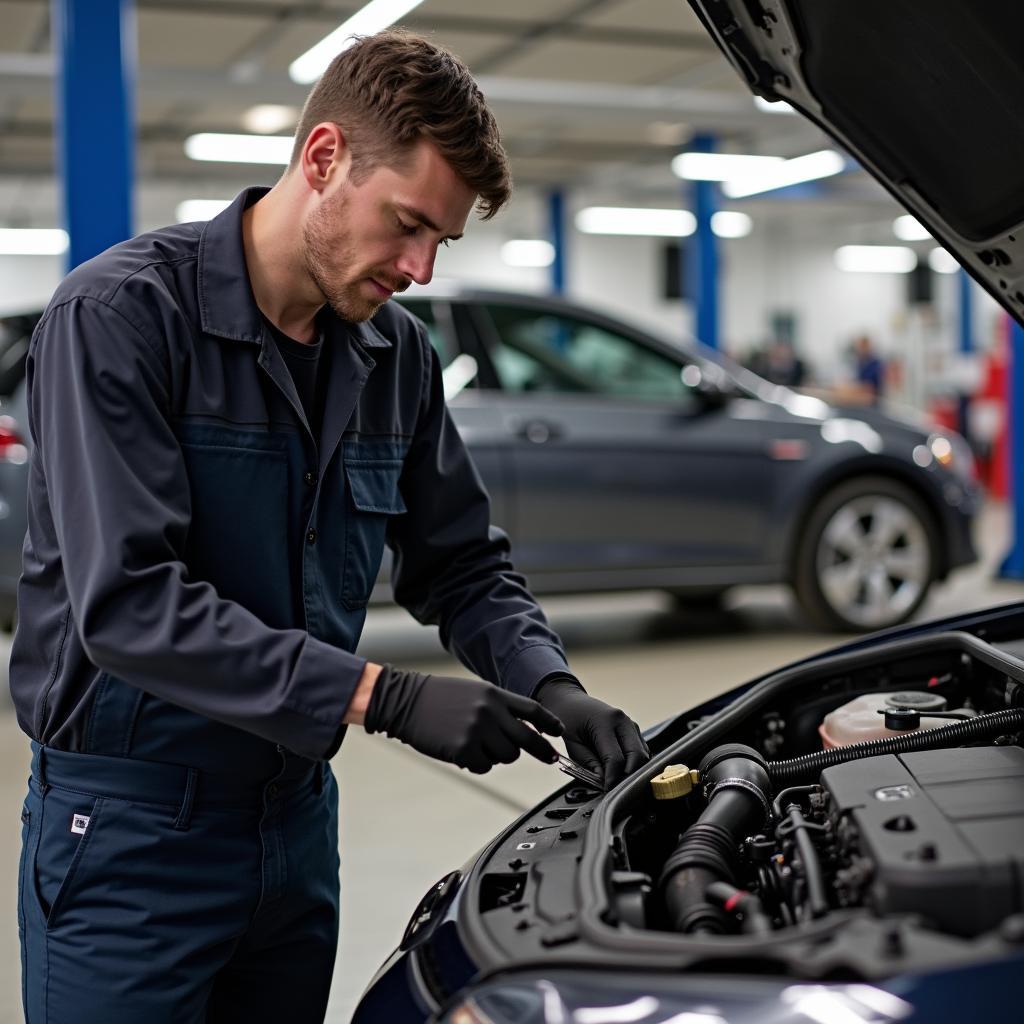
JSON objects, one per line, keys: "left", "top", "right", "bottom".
{"left": 511, "top": 419, "right": 562, "bottom": 444}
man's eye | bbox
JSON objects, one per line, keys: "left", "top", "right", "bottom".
{"left": 396, "top": 217, "right": 416, "bottom": 234}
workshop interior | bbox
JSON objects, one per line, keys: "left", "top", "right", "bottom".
{"left": 1, "top": 1, "right": 1024, "bottom": 1022}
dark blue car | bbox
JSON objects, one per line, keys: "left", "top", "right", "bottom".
{"left": 353, "top": 0, "right": 1024, "bottom": 1019}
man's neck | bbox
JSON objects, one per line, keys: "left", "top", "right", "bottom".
{"left": 242, "top": 186, "right": 324, "bottom": 344}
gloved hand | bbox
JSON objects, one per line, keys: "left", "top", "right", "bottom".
{"left": 535, "top": 676, "right": 650, "bottom": 788}
{"left": 365, "top": 665, "right": 565, "bottom": 774}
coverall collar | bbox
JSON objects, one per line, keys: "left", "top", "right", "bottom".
{"left": 197, "top": 186, "right": 393, "bottom": 351}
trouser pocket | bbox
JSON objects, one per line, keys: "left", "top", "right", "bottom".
{"left": 28, "top": 781, "right": 103, "bottom": 930}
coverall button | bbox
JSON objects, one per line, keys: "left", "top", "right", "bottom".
{"left": 304, "top": 471, "right": 316, "bottom": 486}
{"left": 268, "top": 783, "right": 279, "bottom": 798}
{"left": 306, "top": 528, "right": 317, "bottom": 544}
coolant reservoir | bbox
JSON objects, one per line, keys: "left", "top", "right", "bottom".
{"left": 819, "top": 691, "right": 973, "bottom": 749}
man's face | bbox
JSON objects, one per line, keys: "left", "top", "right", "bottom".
{"left": 303, "top": 139, "right": 477, "bottom": 323}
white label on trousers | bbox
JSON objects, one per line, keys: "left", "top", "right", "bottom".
{"left": 70, "top": 813, "right": 90, "bottom": 835}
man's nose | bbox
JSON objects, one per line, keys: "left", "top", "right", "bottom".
{"left": 396, "top": 241, "right": 436, "bottom": 286}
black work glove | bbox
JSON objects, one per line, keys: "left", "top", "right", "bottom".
{"left": 535, "top": 676, "right": 650, "bottom": 789}
{"left": 365, "top": 665, "right": 565, "bottom": 774}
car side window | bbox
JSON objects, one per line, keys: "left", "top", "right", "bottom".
{"left": 483, "top": 304, "right": 694, "bottom": 402}
{"left": 397, "top": 299, "right": 461, "bottom": 372}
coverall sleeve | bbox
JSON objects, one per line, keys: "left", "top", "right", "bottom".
{"left": 387, "top": 327, "right": 572, "bottom": 698}
{"left": 28, "top": 296, "right": 363, "bottom": 759}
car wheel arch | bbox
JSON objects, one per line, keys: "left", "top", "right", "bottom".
{"left": 783, "top": 457, "right": 950, "bottom": 583}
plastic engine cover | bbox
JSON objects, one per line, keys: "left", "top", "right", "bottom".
{"left": 821, "top": 746, "right": 1024, "bottom": 937}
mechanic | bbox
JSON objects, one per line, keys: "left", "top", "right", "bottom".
{"left": 10, "top": 30, "right": 649, "bottom": 1024}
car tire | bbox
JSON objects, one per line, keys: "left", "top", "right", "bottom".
{"left": 793, "top": 476, "right": 939, "bottom": 632}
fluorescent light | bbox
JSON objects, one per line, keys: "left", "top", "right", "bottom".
{"left": 576, "top": 207, "right": 696, "bottom": 237}
{"left": 672, "top": 151, "right": 782, "bottom": 181}
{"left": 893, "top": 214, "right": 931, "bottom": 241}
{"left": 184, "top": 133, "right": 293, "bottom": 165}
{"left": 723, "top": 149, "right": 844, "bottom": 198}
{"left": 500, "top": 239, "right": 555, "bottom": 268}
{"left": 929, "top": 247, "right": 961, "bottom": 274}
{"left": 834, "top": 245, "right": 916, "bottom": 273}
{"left": 289, "top": 0, "right": 426, "bottom": 84}
{"left": 242, "top": 104, "right": 299, "bottom": 134}
{"left": 711, "top": 211, "right": 752, "bottom": 238}
{"left": 176, "top": 199, "right": 232, "bottom": 223}
{"left": 754, "top": 95, "right": 796, "bottom": 115}
{"left": 0, "top": 228, "right": 68, "bottom": 255}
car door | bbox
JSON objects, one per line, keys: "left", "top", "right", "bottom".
{"left": 467, "top": 300, "right": 778, "bottom": 587}
{"left": 392, "top": 297, "right": 512, "bottom": 529}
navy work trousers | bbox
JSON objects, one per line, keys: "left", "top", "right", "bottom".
{"left": 18, "top": 743, "right": 340, "bottom": 1022}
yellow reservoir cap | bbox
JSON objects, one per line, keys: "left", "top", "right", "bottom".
{"left": 651, "top": 764, "right": 700, "bottom": 800}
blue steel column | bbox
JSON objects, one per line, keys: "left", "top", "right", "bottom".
{"left": 685, "top": 134, "right": 719, "bottom": 349}
{"left": 53, "top": 0, "right": 136, "bottom": 270}
{"left": 958, "top": 269, "right": 974, "bottom": 438}
{"left": 548, "top": 189, "right": 566, "bottom": 295}
{"left": 1000, "top": 318, "right": 1024, "bottom": 579}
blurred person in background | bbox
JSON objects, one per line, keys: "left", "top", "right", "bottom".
{"left": 853, "top": 333, "right": 886, "bottom": 404}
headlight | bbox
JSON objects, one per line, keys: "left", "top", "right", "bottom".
{"left": 914, "top": 432, "right": 977, "bottom": 482}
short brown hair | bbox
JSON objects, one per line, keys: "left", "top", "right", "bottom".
{"left": 290, "top": 31, "right": 511, "bottom": 219}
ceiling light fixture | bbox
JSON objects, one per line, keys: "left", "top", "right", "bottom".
{"left": 711, "top": 211, "right": 753, "bottom": 238}
{"left": 184, "top": 133, "right": 293, "bottom": 165}
{"left": 893, "top": 214, "right": 931, "bottom": 241}
{"left": 928, "top": 247, "right": 961, "bottom": 274}
{"left": 176, "top": 199, "right": 232, "bottom": 223}
{"left": 501, "top": 239, "right": 555, "bottom": 268}
{"left": 723, "top": 149, "right": 845, "bottom": 198}
{"left": 0, "top": 228, "right": 69, "bottom": 255}
{"left": 289, "top": 0, "right": 426, "bottom": 84}
{"left": 242, "top": 104, "right": 299, "bottom": 134}
{"left": 672, "top": 152, "right": 783, "bottom": 181}
{"left": 834, "top": 245, "right": 916, "bottom": 273}
{"left": 575, "top": 207, "right": 696, "bottom": 237}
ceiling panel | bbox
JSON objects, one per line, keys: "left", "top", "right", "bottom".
{"left": 582, "top": 0, "right": 706, "bottom": 33}
{"left": 137, "top": 8, "right": 272, "bottom": 70}
{"left": 252, "top": 18, "right": 335, "bottom": 73}
{"left": 488, "top": 37, "right": 689, "bottom": 85}
{"left": 355, "top": 0, "right": 582, "bottom": 24}
{"left": 8, "top": 95, "right": 52, "bottom": 124}
{"left": 0, "top": 1, "right": 46, "bottom": 49}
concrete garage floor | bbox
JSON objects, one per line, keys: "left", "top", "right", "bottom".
{"left": 0, "top": 503, "right": 1020, "bottom": 1021}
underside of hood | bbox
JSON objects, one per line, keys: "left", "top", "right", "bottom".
{"left": 687, "top": 0, "right": 1024, "bottom": 326}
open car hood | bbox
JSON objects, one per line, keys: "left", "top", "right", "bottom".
{"left": 687, "top": 0, "right": 1024, "bottom": 327}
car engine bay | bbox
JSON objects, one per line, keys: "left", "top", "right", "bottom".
{"left": 459, "top": 625, "right": 1024, "bottom": 987}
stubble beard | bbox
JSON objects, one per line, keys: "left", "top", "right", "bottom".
{"left": 302, "top": 185, "right": 385, "bottom": 324}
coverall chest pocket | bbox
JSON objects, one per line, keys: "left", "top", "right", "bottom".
{"left": 342, "top": 458, "right": 407, "bottom": 610}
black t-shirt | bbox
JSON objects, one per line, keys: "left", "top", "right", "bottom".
{"left": 264, "top": 315, "right": 330, "bottom": 441}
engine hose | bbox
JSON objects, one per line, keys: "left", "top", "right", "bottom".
{"left": 767, "top": 707, "right": 1024, "bottom": 786}
{"left": 660, "top": 745, "right": 772, "bottom": 934}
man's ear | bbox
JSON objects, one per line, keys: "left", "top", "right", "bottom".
{"left": 299, "top": 123, "right": 351, "bottom": 193}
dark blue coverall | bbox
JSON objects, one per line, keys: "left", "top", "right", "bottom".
{"left": 11, "top": 187, "right": 573, "bottom": 1021}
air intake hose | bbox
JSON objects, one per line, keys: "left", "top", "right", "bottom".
{"left": 767, "top": 707, "right": 1024, "bottom": 785}
{"left": 659, "top": 744, "right": 772, "bottom": 934}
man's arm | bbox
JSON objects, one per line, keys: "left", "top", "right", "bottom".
{"left": 385, "top": 325, "right": 649, "bottom": 785}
